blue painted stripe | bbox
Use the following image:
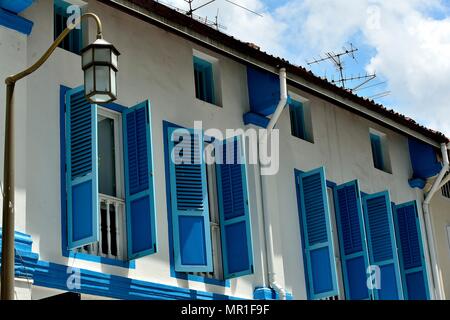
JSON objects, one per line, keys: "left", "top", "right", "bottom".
{"left": 0, "top": 0, "right": 34, "bottom": 14}
{"left": 33, "top": 260, "right": 242, "bottom": 300}
{"left": 0, "top": 8, "right": 33, "bottom": 35}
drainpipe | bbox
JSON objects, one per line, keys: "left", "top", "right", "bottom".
{"left": 258, "top": 68, "right": 288, "bottom": 300}
{"left": 422, "top": 142, "right": 449, "bottom": 300}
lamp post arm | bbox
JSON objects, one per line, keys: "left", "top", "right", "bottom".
{"left": 6, "top": 12, "right": 103, "bottom": 85}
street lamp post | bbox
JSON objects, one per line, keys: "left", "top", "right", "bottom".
{"left": 1, "top": 12, "right": 119, "bottom": 300}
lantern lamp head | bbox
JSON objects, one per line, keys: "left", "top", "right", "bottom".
{"left": 81, "top": 38, "right": 120, "bottom": 104}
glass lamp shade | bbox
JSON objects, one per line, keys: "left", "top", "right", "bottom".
{"left": 81, "top": 38, "right": 120, "bottom": 104}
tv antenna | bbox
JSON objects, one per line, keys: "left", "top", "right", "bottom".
{"left": 307, "top": 44, "right": 377, "bottom": 92}
{"left": 184, "top": 0, "right": 263, "bottom": 19}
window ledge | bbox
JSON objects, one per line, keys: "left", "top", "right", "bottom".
{"left": 64, "top": 251, "right": 136, "bottom": 269}
{"left": 195, "top": 98, "right": 222, "bottom": 109}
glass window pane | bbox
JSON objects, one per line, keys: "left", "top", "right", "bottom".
{"left": 95, "top": 65, "right": 110, "bottom": 92}
{"left": 94, "top": 48, "right": 111, "bottom": 64}
{"left": 370, "top": 133, "right": 384, "bottom": 170}
{"left": 98, "top": 116, "right": 117, "bottom": 197}
{"left": 84, "top": 66, "right": 94, "bottom": 95}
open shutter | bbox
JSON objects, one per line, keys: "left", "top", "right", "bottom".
{"left": 334, "top": 180, "right": 371, "bottom": 300}
{"left": 123, "top": 101, "right": 157, "bottom": 260}
{"left": 167, "top": 127, "right": 213, "bottom": 272}
{"left": 66, "top": 87, "right": 99, "bottom": 249}
{"left": 393, "top": 202, "right": 430, "bottom": 300}
{"left": 297, "top": 168, "right": 339, "bottom": 300}
{"left": 216, "top": 136, "right": 253, "bottom": 279}
{"left": 362, "top": 192, "right": 403, "bottom": 300}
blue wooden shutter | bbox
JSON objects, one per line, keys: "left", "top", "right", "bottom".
{"left": 334, "top": 180, "right": 371, "bottom": 300}
{"left": 123, "top": 101, "right": 157, "bottom": 260}
{"left": 362, "top": 192, "right": 403, "bottom": 300}
{"left": 393, "top": 202, "right": 430, "bottom": 300}
{"left": 216, "top": 136, "right": 253, "bottom": 279}
{"left": 297, "top": 168, "right": 339, "bottom": 300}
{"left": 65, "top": 86, "right": 99, "bottom": 249}
{"left": 167, "top": 127, "right": 213, "bottom": 272}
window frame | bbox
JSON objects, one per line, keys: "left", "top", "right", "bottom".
{"left": 60, "top": 85, "right": 135, "bottom": 269}
{"left": 163, "top": 121, "right": 230, "bottom": 287}
{"left": 192, "top": 50, "right": 222, "bottom": 107}
{"left": 97, "top": 107, "right": 125, "bottom": 201}
{"left": 369, "top": 129, "right": 392, "bottom": 174}
{"left": 288, "top": 94, "right": 314, "bottom": 143}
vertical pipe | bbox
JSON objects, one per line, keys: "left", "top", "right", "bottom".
{"left": 1, "top": 82, "right": 16, "bottom": 300}
{"left": 259, "top": 68, "right": 288, "bottom": 300}
{"left": 422, "top": 143, "right": 449, "bottom": 300}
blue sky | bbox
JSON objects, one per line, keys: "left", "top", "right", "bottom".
{"left": 165, "top": 0, "right": 450, "bottom": 135}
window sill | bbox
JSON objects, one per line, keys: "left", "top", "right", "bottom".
{"left": 171, "top": 270, "right": 230, "bottom": 288}
{"left": 373, "top": 167, "right": 393, "bottom": 175}
{"left": 195, "top": 98, "right": 223, "bottom": 109}
{"left": 63, "top": 250, "right": 136, "bottom": 269}
{"left": 291, "top": 135, "right": 315, "bottom": 145}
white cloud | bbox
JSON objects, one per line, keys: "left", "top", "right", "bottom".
{"left": 160, "top": 0, "right": 450, "bottom": 135}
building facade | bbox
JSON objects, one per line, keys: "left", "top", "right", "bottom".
{"left": 1, "top": 0, "right": 450, "bottom": 300}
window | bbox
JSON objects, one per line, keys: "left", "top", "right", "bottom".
{"left": 442, "top": 180, "right": 450, "bottom": 199}
{"left": 193, "top": 52, "right": 221, "bottom": 106}
{"left": 54, "top": 0, "right": 82, "bottom": 54}
{"left": 64, "top": 86, "right": 157, "bottom": 263}
{"left": 369, "top": 129, "right": 391, "bottom": 173}
{"left": 289, "top": 98, "right": 313, "bottom": 143}
{"left": 190, "top": 141, "right": 224, "bottom": 280}
{"left": 165, "top": 124, "right": 253, "bottom": 282}
{"left": 78, "top": 108, "right": 126, "bottom": 260}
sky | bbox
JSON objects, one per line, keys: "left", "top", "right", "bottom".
{"left": 161, "top": 0, "right": 450, "bottom": 136}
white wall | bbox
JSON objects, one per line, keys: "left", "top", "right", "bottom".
{"left": 0, "top": 0, "right": 445, "bottom": 300}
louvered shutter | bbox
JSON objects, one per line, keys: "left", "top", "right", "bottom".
{"left": 334, "top": 180, "right": 371, "bottom": 300}
{"left": 123, "top": 101, "right": 157, "bottom": 260}
{"left": 362, "top": 192, "right": 403, "bottom": 300}
{"left": 393, "top": 202, "right": 430, "bottom": 300}
{"left": 297, "top": 168, "right": 339, "bottom": 300}
{"left": 167, "top": 127, "right": 213, "bottom": 272}
{"left": 216, "top": 136, "right": 253, "bottom": 279}
{"left": 66, "top": 87, "right": 99, "bottom": 249}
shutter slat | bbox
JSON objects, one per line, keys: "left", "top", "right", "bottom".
{"left": 393, "top": 202, "right": 430, "bottom": 300}
{"left": 363, "top": 192, "right": 403, "bottom": 300}
{"left": 66, "top": 87, "right": 99, "bottom": 250}
{"left": 217, "top": 137, "right": 253, "bottom": 279}
{"left": 168, "top": 127, "right": 213, "bottom": 273}
{"left": 123, "top": 101, "right": 157, "bottom": 260}
{"left": 297, "top": 168, "right": 338, "bottom": 300}
{"left": 334, "top": 180, "right": 371, "bottom": 300}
